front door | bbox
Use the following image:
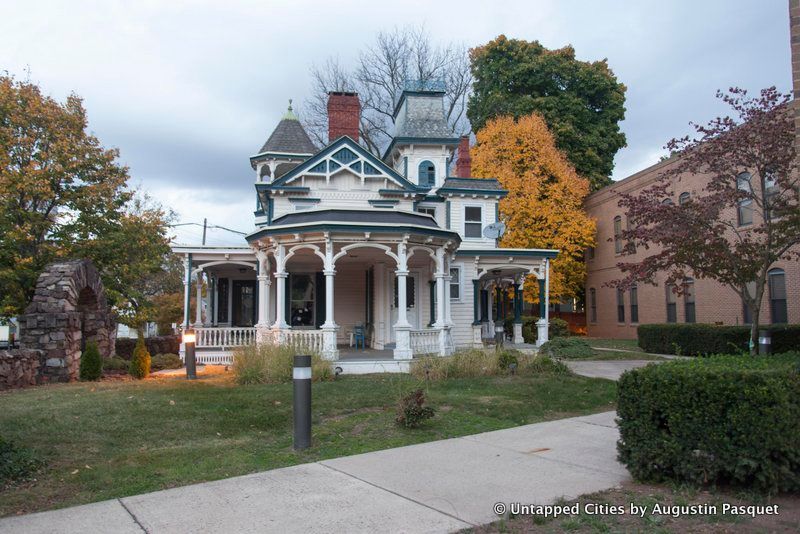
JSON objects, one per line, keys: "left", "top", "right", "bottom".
{"left": 390, "top": 272, "right": 418, "bottom": 342}
{"left": 232, "top": 280, "right": 256, "bottom": 327}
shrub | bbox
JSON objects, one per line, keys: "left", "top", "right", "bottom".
{"left": 0, "top": 437, "right": 43, "bottom": 484}
{"left": 232, "top": 344, "right": 332, "bottom": 384}
{"left": 410, "top": 349, "right": 499, "bottom": 380}
{"left": 521, "top": 355, "right": 572, "bottom": 375}
{"left": 395, "top": 389, "right": 435, "bottom": 428}
{"left": 637, "top": 323, "right": 800, "bottom": 356}
{"left": 114, "top": 335, "right": 180, "bottom": 360}
{"left": 151, "top": 353, "right": 183, "bottom": 372}
{"left": 617, "top": 353, "right": 800, "bottom": 493}
{"left": 103, "top": 356, "right": 129, "bottom": 372}
{"left": 497, "top": 349, "right": 519, "bottom": 370}
{"left": 128, "top": 336, "right": 151, "bottom": 379}
{"left": 78, "top": 341, "right": 102, "bottom": 381}
{"left": 539, "top": 337, "right": 595, "bottom": 359}
{"left": 520, "top": 316, "right": 570, "bottom": 344}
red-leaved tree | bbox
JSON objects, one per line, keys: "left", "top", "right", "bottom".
{"left": 610, "top": 87, "right": 799, "bottom": 354}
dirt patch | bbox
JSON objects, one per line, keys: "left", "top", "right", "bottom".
{"left": 324, "top": 406, "right": 386, "bottom": 423}
{"left": 470, "top": 481, "right": 800, "bottom": 533}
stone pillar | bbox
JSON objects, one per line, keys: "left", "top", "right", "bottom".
{"left": 393, "top": 242, "right": 412, "bottom": 360}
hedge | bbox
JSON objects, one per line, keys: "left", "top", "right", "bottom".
{"left": 637, "top": 323, "right": 800, "bottom": 356}
{"left": 617, "top": 353, "right": 800, "bottom": 493}
{"left": 115, "top": 335, "right": 180, "bottom": 360}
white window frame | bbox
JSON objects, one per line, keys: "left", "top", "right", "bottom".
{"left": 416, "top": 205, "right": 437, "bottom": 218}
{"left": 449, "top": 265, "right": 463, "bottom": 302}
{"left": 463, "top": 204, "right": 484, "bottom": 240}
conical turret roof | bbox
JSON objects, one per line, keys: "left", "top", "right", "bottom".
{"left": 257, "top": 100, "right": 318, "bottom": 155}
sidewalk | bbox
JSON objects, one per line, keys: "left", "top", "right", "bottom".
{"left": 0, "top": 411, "right": 628, "bottom": 534}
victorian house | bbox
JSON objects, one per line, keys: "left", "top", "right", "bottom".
{"left": 172, "top": 84, "right": 557, "bottom": 372}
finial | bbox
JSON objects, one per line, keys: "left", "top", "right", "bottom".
{"left": 288, "top": 99, "right": 293, "bottom": 112}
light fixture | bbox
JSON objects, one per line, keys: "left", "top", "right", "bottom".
{"left": 184, "top": 329, "right": 197, "bottom": 380}
{"left": 334, "top": 366, "right": 343, "bottom": 378}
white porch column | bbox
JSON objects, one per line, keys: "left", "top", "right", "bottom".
{"left": 194, "top": 270, "right": 203, "bottom": 327}
{"left": 393, "top": 241, "right": 412, "bottom": 360}
{"left": 182, "top": 254, "right": 192, "bottom": 329}
{"left": 536, "top": 259, "right": 551, "bottom": 347}
{"left": 434, "top": 247, "right": 448, "bottom": 355}
{"left": 444, "top": 256, "right": 453, "bottom": 326}
{"left": 255, "top": 249, "right": 272, "bottom": 344}
{"left": 321, "top": 238, "right": 339, "bottom": 360}
{"left": 273, "top": 245, "right": 289, "bottom": 331}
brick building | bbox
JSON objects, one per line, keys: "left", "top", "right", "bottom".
{"left": 585, "top": 1, "right": 799, "bottom": 339}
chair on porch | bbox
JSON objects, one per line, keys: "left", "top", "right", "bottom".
{"left": 353, "top": 324, "right": 366, "bottom": 350}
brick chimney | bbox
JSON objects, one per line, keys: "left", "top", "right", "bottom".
{"left": 327, "top": 92, "right": 360, "bottom": 142}
{"left": 456, "top": 136, "right": 472, "bottom": 178}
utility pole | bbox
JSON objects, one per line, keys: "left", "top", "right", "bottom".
{"left": 202, "top": 218, "right": 207, "bottom": 245}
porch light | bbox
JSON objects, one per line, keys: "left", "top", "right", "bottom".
{"left": 334, "top": 366, "right": 343, "bottom": 378}
{"left": 184, "top": 329, "right": 197, "bottom": 380}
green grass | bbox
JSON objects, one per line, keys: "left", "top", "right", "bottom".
{"left": 585, "top": 338, "right": 641, "bottom": 351}
{"left": 0, "top": 370, "right": 616, "bottom": 517}
{"left": 584, "top": 338, "right": 665, "bottom": 360}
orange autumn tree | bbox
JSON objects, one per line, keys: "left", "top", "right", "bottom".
{"left": 472, "top": 113, "right": 596, "bottom": 306}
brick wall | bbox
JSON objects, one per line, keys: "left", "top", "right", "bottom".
{"left": 327, "top": 92, "right": 360, "bottom": 142}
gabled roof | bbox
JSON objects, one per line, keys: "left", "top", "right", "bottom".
{"left": 254, "top": 102, "right": 317, "bottom": 156}
{"left": 269, "top": 135, "right": 422, "bottom": 191}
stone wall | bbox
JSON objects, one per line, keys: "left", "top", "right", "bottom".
{"left": 0, "top": 349, "right": 43, "bottom": 390}
{"left": 115, "top": 335, "right": 180, "bottom": 359}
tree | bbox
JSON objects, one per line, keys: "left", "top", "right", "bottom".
{"left": 472, "top": 113, "right": 596, "bottom": 303}
{"left": 129, "top": 334, "right": 151, "bottom": 379}
{"left": 467, "top": 35, "right": 627, "bottom": 191}
{"left": 78, "top": 340, "right": 102, "bottom": 381}
{"left": 0, "top": 75, "right": 175, "bottom": 326}
{"left": 611, "top": 87, "right": 799, "bottom": 354}
{"left": 302, "top": 26, "right": 471, "bottom": 155}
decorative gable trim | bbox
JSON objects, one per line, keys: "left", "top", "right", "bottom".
{"left": 270, "top": 136, "right": 420, "bottom": 191}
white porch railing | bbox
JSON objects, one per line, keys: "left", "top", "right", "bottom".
{"left": 195, "top": 327, "right": 257, "bottom": 349}
{"left": 282, "top": 329, "right": 324, "bottom": 354}
{"left": 410, "top": 328, "right": 440, "bottom": 355}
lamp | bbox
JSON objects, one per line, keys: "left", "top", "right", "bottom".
{"left": 184, "top": 329, "right": 197, "bottom": 380}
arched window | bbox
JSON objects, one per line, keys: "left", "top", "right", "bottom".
{"left": 418, "top": 161, "right": 436, "bottom": 187}
{"left": 683, "top": 278, "right": 696, "bottom": 323}
{"left": 679, "top": 192, "right": 690, "bottom": 205}
{"left": 768, "top": 269, "right": 788, "bottom": 324}
{"left": 736, "top": 172, "right": 753, "bottom": 226}
{"left": 613, "top": 216, "right": 623, "bottom": 254}
{"left": 661, "top": 198, "right": 674, "bottom": 206}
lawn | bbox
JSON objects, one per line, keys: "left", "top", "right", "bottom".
{"left": 584, "top": 338, "right": 665, "bottom": 360}
{"left": 0, "top": 368, "right": 616, "bottom": 517}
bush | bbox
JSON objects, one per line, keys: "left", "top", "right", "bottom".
{"left": 0, "top": 437, "right": 43, "bottom": 484}
{"left": 637, "top": 323, "right": 800, "bottom": 356}
{"left": 497, "top": 349, "right": 519, "bottom": 370}
{"left": 395, "top": 389, "right": 435, "bottom": 428}
{"left": 521, "top": 355, "right": 572, "bottom": 375}
{"left": 103, "top": 356, "right": 129, "bottom": 372}
{"left": 129, "top": 336, "right": 151, "bottom": 379}
{"left": 232, "top": 344, "right": 332, "bottom": 384}
{"left": 78, "top": 341, "right": 102, "bottom": 381}
{"left": 411, "top": 349, "right": 571, "bottom": 380}
{"left": 539, "top": 337, "right": 595, "bottom": 359}
{"left": 520, "top": 316, "right": 570, "bottom": 344}
{"left": 151, "top": 353, "right": 183, "bottom": 372}
{"left": 617, "top": 353, "right": 800, "bottom": 493}
{"left": 115, "top": 335, "right": 180, "bottom": 360}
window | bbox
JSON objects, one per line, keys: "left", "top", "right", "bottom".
{"left": 679, "top": 192, "right": 690, "bottom": 205}
{"left": 626, "top": 217, "right": 636, "bottom": 254}
{"left": 589, "top": 288, "right": 597, "bottom": 323}
{"left": 765, "top": 169, "right": 779, "bottom": 221}
{"left": 683, "top": 279, "right": 696, "bottom": 323}
{"left": 289, "top": 274, "right": 315, "bottom": 327}
{"left": 393, "top": 276, "right": 416, "bottom": 308}
{"left": 769, "top": 269, "right": 788, "bottom": 324}
{"left": 464, "top": 206, "right": 483, "bottom": 238}
{"left": 665, "top": 284, "right": 677, "bottom": 323}
{"left": 616, "top": 288, "right": 625, "bottom": 323}
{"left": 449, "top": 267, "right": 461, "bottom": 300}
{"left": 662, "top": 198, "right": 674, "bottom": 206}
{"left": 737, "top": 172, "right": 753, "bottom": 226}
{"left": 417, "top": 206, "right": 436, "bottom": 218}
{"left": 217, "top": 278, "right": 229, "bottom": 323}
{"left": 613, "top": 216, "right": 623, "bottom": 254}
{"left": 418, "top": 160, "right": 435, "bottom": 187}
{"left": 630, "top": 286, "right": 639, "bottom": 323}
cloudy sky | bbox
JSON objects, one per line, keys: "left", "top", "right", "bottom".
{"left": 1, "top": 0, "right": 791, "bottom": 245}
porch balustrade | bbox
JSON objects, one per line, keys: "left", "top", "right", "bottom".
{"left": 195, "top": 327, "right": 256, "bottom": 349}
{"left": 282, "top": 329, "right": 324, "bottom": 354}
{"left": 410, "top": 329, "right": 440, "bottom": 355}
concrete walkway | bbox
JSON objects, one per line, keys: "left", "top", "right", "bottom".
{"left": 0, "top": 411, "right": 628, "bottom": 534}
{"left": 565, "top": 359, "right": 658, "bottom": 380}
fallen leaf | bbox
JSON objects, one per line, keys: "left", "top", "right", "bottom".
{"left": 70, "top": 469, "right": 79, "bottom": 475}
{"left": 169, "top": 400, "right": 175, "bottom": 405}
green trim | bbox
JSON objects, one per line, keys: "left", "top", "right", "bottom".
{"left": 445, "top": 201, "right": 451, "bottom": 229}
{"left": 472, "top": 279, "right": 480, "bottom": 325}
{"left": 288, "top": 197, "right": 321, "bottom": 203}
{"left": 378, "top": 188, "right": 426, "bottom": 196}
{"left": 256, "top": 185, "right": 311, "bottom": 193}
{"left": 456, "top": 249, "right": 559, "bottom": 259}
{"left": 183, "top": 253, "right": 192, "bottom": 328}
{"left": 250, "top": 151, "right": 312, "bottom": 162}
{"left": 437, "top": 187, "right": 508, "bottom": 197}
{"left": 383, "top": 136, "right": 459, "bottom": 161}
{"left": 495, "top": 203, "right": 500, "bottom": 223}
{"left": 428, "top": 280, "right": 436, "bottom": 327}
{"left": 271, "top": 136, "right": 419, "bottom": 190}
{"left": 403, "top": 156, "right": 408, "bottom": 178}
{"left": 368, "top": 199, "right": 400, "bottom": 206}
{"left": 267, "top": 198, "right": 274, "bottom": 225}
{"left": 514, "top": 283, "right": 522, "bottom": 324}
{"left": 247, "top": 222, "right": 462, "bottom": 243}
{"left": 538, "top": 279, "right": 546, "bottom": 318}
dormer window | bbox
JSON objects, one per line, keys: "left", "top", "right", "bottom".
{"left": 418, "top": 161, "right": 436, "bottom": 187}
